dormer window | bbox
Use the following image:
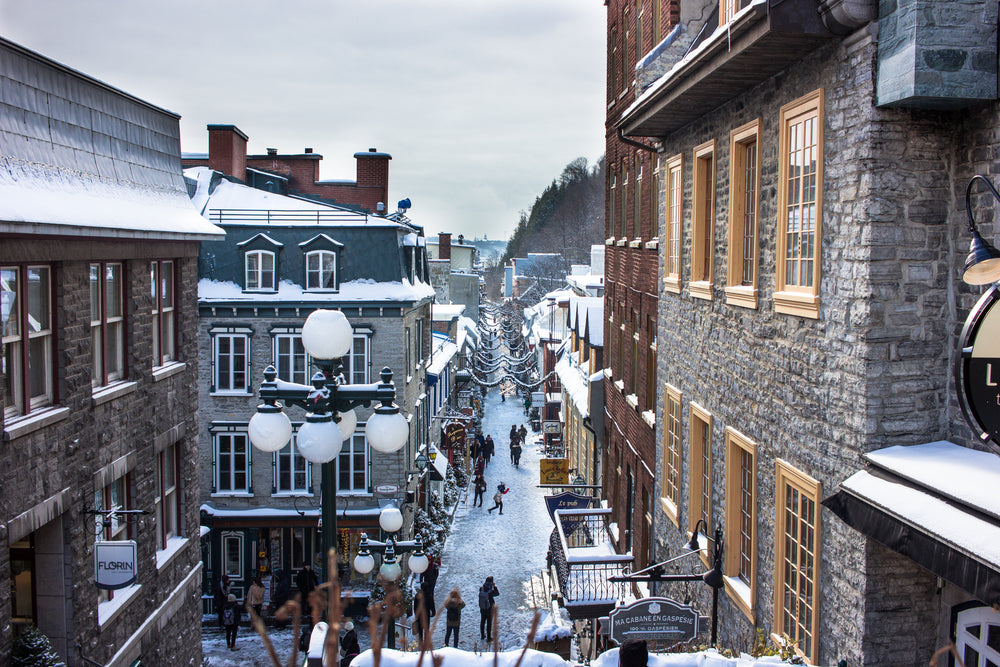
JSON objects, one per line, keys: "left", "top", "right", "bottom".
{"left": 245, "top": 250, "right": 275, "bottom": 291}
{"left": 306, "top": 250, "right": 337, "bottom": 291}
{"left": 237, "top": 233, "right": 283, "bottom": 293}
{"left": 299, "top": 234, "right": 343, "bottom": 292}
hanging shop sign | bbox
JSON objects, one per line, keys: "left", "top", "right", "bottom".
{"left": 542, "top": 420, "right": 562, "bottom": 434}
{"left": 605, "top": 597, "right": 700, "bottom": 645}
{"left": 444, "top": 422, "right": 466, "bottom": 451}
{"left": 531, "top": 392, "right": 545, "bottom": 408}
{"left": 956, "top": 284, "right": 1000, "bottom": 451}
{"left": 95, "top": 540, "right": 138, "bottom": 590}
{"left": 539, "top": 458, "right": 569, "bottom": 485}
{"left": 374, "top": 484, "right": 399, "bottom": 494}
{"left": 544, "top": 491, "right": 593, "bottom": 524}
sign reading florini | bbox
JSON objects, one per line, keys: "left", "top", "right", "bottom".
{"left": 957, "top": 284, "right": 1000, "bottom": 451}
{"left": 607, "top": 597, "right": 700, "bottom": 645}
{"left": 95, "top": 540, "right": 137, "bottom": 590}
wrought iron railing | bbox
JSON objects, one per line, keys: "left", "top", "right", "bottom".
{"left": 551, "top": 508, "right": 632, "bottom": 618}
{"left": 208, "top": 209, "right": 368, "bottom": 225}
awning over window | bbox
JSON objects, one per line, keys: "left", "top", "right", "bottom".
{"left": 823, "top": 441, "right": 1000, "bottom": 605}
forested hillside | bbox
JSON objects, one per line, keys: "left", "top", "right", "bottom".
{"left": 485, "top": 156, "right": 605, "bottom": 297}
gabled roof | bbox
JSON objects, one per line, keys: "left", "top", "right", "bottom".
{"left": 298, "top": 233, "right": 345, "bottom": 249}
{"left": 236, "top": 232, "right": 283, "bottom": 247}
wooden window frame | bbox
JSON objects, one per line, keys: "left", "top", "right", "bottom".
{"left": 690, "top": 140, "right": 716, "bottom": 300}
{"left": 634, "top": 153, "right": 643, "bottom": 239}
{"left": 726, "top": 120, "right": 761, "bottom": 309}
{"left": 151, "top": 260, "right": 177, "bottom": 367}
{"left": 90, "top": 262, "right": 126, "bottom": 388}
{"left": 724, "top": 427, "right": 756, "bottom": 620}
{"left": 609, "top": 171, "right": 617, "bottom": 239}
{"left": 2, "top": 265, "right": 55, "bottom": 418}
{"left": 621, "top": 161, "right": 629, "bottom": 239}
{"left": 645, "top": 315, "right": 656, "bottom": 413}
{"left": 660, "top": 383, "right": 682, "bottom": 525}
{"left": 155, "top": 443, "right": 181, "bottom": 549}
{"left": 775, "top": 89, "right": 824, "bottom": 319}
{"left": 663, "top": 153, "right": 683, "bottom": 293}
{"left": 96, "top": 472, "right": 133, "bottom": 603}
{"left": 720, "top": 0, "right": 742, "bottom": 26}
{"left": 773, "top": 459, "right": 821, "bottom": 664}
{"left": 687, "top": 402, "right": 713, "bottom": 565}
{"left": 650, "top": 157, "right": 661, "bottom": 242}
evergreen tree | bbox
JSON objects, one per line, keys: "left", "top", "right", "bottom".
{"left": 11, "top": 626, "right": 65, "bottom": 667}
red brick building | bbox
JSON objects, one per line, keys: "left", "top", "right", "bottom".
{"left": 602, "top": 0, "right": 674, "bottom": 571}
{"left": 182, "top": 124, "right": 392, "bottom": 214}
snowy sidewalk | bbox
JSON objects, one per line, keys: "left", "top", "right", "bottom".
{"left": 426, "top": 388, "right": 553, "bottom": 651}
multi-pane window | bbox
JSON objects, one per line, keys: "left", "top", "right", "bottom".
{"left": 726, "top": 120, "right": 761, "bottom": 308}
{"left": 634, "top": 154, "right": 643, "bottom": 238}
{"left": 155, "top": 443, "right": 180, "bottom": 549}
{"left": 275, "top": 435, "right": 310, "bottom": 494}
{"left": 338, "top": 431, "right": 370, "bottom": 493}
{"left": 620, "top": 162, "right": 629, "bottom": 238}
{"left": 609, "top": 26, "right": 619, "bottom": 102}
{"left": 725, "top": 427, "right": 756, "bottom": 619}
{"left": 774, "top": 459, "right": 821, "bottom": 664}
{"left": 215, "top": 432, "right": 251, "bottom": 493}
{"left": 651, "top": 0, "right": 662, "bottom": 43}
{"left": 151, "top": 260, "right": 176, "bottom": 366}
{"left": 343, "top": 334, "right": 371, "bottom": 385}
{"left": 664, "top": 154, "right": 683, "bottom": 292}
{"left": 2, "top": 265, "right": 54, "bottom": 417}
{"left": 214, "top": 333, "right": 250, "bottom": 393}
{"left": 720, "top": 0, "right": 742, "bottom": 26}
{"left": 305, "top": 250, "right": 337, "bottom": 291}
{"left": 691, "top": 140, "right": 716, "bottom": 299}
{"left": 650, "top": 159, "right": 660, "bottom": 240}
{"left": 245, "top": 250, "right": 275, "bottom": 291}
{"left": 274, "top": 334, "right": 309, "bottom": 385}
{"left": 645, "top": 316, "right": 656, "bottom": 413}
{"left": 404, "top": 327, "right": 411, "bottom": 378}
{"left": 90, "top": 263, "right": 125, "bottom": 387}
{"left": 222, "top": 532, "right": 244, "bottom": 580}
{"left": 630, "top": 310, "right": 640, "bottom": 396}
{"left": 776, "top": 89, "right": 824, "bottom": 318}
{"left": 635, "top": 0, "right": 644, "bottom": 58}
{"left": 688, "top": 404, "right": 713, "bottom": 550}
{"left": 609, "top": 171, "right": 617, "bottom": 237}
{"left": 96, "top": 474, "right": 131, "bottom": 603}
{"left": 661, "top": 384, "right": 682, "bottom": 524}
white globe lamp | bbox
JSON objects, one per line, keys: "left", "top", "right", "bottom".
{"left": 380, "top": 559, "right": 402, "bottom": 581}
{"left": 248, "top": 407, "right": 293, "bottom": 452}
{"left": 301, "top": 309, "right": 353, "bottom": 360}
{"left": 296, "top": 414, "right": 343, "bottom": 464}
{"left": 408, "top": 551, "right": 429, "bottom": 575}
{"left": 378, "top": 506, "right": 404, "bottom": 534}
{"left": 354, "top": 551, "right": 375, "bottom": 575}
{"left": 337, "top": 409, "right": 357, "bottom": 441}
{"left": 365, "top": 409, "right": 409, "bottom": 453}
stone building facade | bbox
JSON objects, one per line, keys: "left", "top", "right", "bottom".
{"left": 610, "top": 0, "right": 1000, "bottom": 664}
{"left": 0, "top": 37, "right": 222, "bottom": 665}
{"left": 189, "top": 166, "right": 434, "bottom": 614}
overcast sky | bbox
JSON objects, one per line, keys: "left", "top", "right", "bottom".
{"left": 1, "top": 0, "right": 607, "bottom": 242}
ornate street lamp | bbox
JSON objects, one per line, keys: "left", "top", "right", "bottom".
{"left": 962, "top": 175, "right": 1000, "bottom": 285}
{"left": 246, "top": 309, "right": 409, "bottom": 566}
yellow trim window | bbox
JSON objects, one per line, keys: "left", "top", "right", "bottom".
{"left": 773, "top": 459, "right": 821, "bottom": 664}
{"left": 663, "top": 153, "right": 683, "bottom": 293}
{"left": 775, "top": 89, "right": 824, "bottom": 318}
{"left": 724, "top": 427, "right": 756, "bottom": 620}
{"left": 687, "top": 402, "right": 713, "bottom": 565}
{"left": 690, "top": 140, "right": 716, "bottom": 300}
{"left": 660, "top": 383, "right": 683, "bottom": 525}
{"left": 725, "top": 120, "right": 761, "bottom": 309}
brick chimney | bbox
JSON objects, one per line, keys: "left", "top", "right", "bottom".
{"left": 207, "top": 125, "right": 248, "bottom": 180}
{"left": 354, "top": 147, "right": 392, "bottom": 191}
{"left": 439, "top": 232, "right": 452, "bottom": 260}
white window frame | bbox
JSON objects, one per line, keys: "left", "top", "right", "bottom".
{"left": 337, "top": 431, "right": 370, "bottom": 494}
{"left": 215, "top": 431, "right": 252, "bottom": 494}
{"left": 212, "top": 331, "right": 251, "bottom": 394}
{"left": 344, "top": 333, "right": 371, "bottom": 385}
{"left": 245, "top": 249, "right": 276, "bottom": 292}
{"left": 305, "top": 250, "right": 337, "bottom": 291}
{"left": 274, "top": 433, "right": 312, "bottom": 495}
{"left": 2, "top": 265, "right": 54, "bottom": 418}
{"left": 955, "top": 605, "right": 1000, "bottom": 667}
{"left": 221, "top": 531, "right": 244, "bottom": 580}
{"left": 273, "top": 333, "right": 310, "bottom": 385}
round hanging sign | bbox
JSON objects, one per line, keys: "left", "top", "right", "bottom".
{"left": 956, "top": 284, "right": 1000, "bottom": 453}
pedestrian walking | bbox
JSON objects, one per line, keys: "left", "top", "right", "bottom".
{"left": 474, "top": 454, "right": 485, "bottom": 478}
{"left": 523, "top": 395, "right": 531, "bottom": 416}
{"left": 296, "top": 563, "right": 319, "bottom": 618}
{"left": 478, "top": 576, "right": 499, "bottom": 642}
{"left": 215, "top": 574, "right": 231, "bottom": 627}
{"left": 473, "top": 474, "right": 487, "bottom": 507}
{"left": 487, "top": 483, "right": 509, "bottom": 514}
{"left": 483, "top": 437, "right": 494, "bottom": 466}
{"left": 247, "top": 576, "right": 265, "bottom": 619}
{"left": 223, "top": 593, "right": 241, "bottom": 650}
{"left": 518, "top": 424, "right": 527, "bottom": 442}
{"left": 341, "top": 621, "right": 360, "bottom": 667}
{"left": 443, "top": 589, "right": 466, "bottom": 648}
{"left": 509, "top": 425, "right": 517, "bottom": 443}
{"left": 421, "top": 560, "right": 439, "bottom": 618}
{"left": 511, "top": 441, "right": 522, "bottom": 468}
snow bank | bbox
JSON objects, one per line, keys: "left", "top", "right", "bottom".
{"left": 592, "top": 648, "right": 799, "bottom": 667}
{"left": 351, "top": 647, "right": 799, "bottom": 667}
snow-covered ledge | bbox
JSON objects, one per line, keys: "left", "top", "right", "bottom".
{"left": 98, "top": 583, "right": 142, "bottom": 628}
{"left": 3, "top": 406, "right": 70, "bottom": 441}
{"left": 625, "top": 393, "right": 639, "bottom": 409}
{"left": 152, "top": 361, "right": 187, "bottom": 382}
{"left": 641, "top": 410, "right": 656, "bottom": 427}
{"left": 156, "top": 536, "right": 189, "bottom": 571}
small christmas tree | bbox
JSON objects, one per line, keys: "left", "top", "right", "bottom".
{"left": 11, "top": 625, "right": 65, "bottom": 667}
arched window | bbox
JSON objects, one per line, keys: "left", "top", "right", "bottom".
{"left": 955, "top": 604, "right": 1000, "bottom": 667}
{"left": 305, "top": 250, "right": 337, "bottom": 291}
{"left": 245, "top": 250, "right": 275, "bottom": 291}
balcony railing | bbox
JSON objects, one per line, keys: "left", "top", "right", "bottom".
{"left": 209, "top": 209, "right": 368, "bottom": 225}
{"left": 551, "top": 508, "right": 632, "bottom": 619}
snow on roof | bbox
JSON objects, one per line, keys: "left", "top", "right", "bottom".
{"left": 236, "top": 232, "right": 283, "bottom": 247}
{"left": 457, "top": 315, "right": 479, "bottom": 352}
{"left": 587, "top": 306, "right": 604, "bottom": 347}
{"left": 298, "top": 233, "right": 344, "bottom": 248}
{"left": 427, "top": 338, "right": 459, "bottom": 376}
{"left": 200, "top": 503, "right": 385, "bottom": 518}
{"left": 198, "top": 277, "right": 435, "bottom": 304}
{"left": 535, "top": 609, "right": 572, "bottom": 641}
{"left": 351, "top": 647, "right": 572, "bottom": 667}
{"left": 863, "top": 441, "right": 1000, "bottom": 520}
{"left": 432, "top": 304, "right": 466, "bottom": 320}
{"left": 556, "top": 354, "right": 590, "bottom": 419}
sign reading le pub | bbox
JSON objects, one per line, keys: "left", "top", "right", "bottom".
{"left": 95, "top": 540, "right": 138, "bottom": 590}
{"left": 957, "top": 285, "right": 1000, "bottom": 448}
{"left": 608, "top": 597, "right": 700, "bottom": 645}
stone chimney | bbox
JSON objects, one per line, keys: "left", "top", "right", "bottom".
{"left": 207, "top": 124, "right": 248, "bottom": 179}
{"left": 439, "top": 232, "right": 452, "bottom": 260}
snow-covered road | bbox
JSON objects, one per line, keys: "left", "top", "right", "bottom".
{"left": 425, "top": 387, "right": 553, "bottom": 652}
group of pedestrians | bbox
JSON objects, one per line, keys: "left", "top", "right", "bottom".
{"left": 508, "top": 424, "right": 526, "bottom": 468}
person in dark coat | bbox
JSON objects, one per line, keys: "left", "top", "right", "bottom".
{"left": 509, "top": 425, "right": 518, "bottom": 442}
{"left": 511, "top": 440, "right": 522, "bottom": 467}
{"left": 420, "top": 560, "right": 439, "bottom": 618}
{"left": 518, "top": 424, "right": 527, "bottom": 442}
{"left": 297, "top": 563, "right": 320, "bottom": 618}
{"left": 478, "top": 576, "right": 499, "bottom": 642}
{"left": 341, "top": 621, "right": 360, "bottom": 666}
{"left": 473, "top": 474, "right": 487, "bottom": 507}
{"left": 619, "top": 639, "right": 649, "bottom": 666}
{"left": 443, "top": 589, "right": 466, "bottom": 648}
{"left": 223, "top": 593, "right": 242, "bottom": 650}
{"left": 483, "top": 437, "right": 494, "bottom": 466}
{"left": 215, "top": 574, "right": 231, "bottom": 627}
